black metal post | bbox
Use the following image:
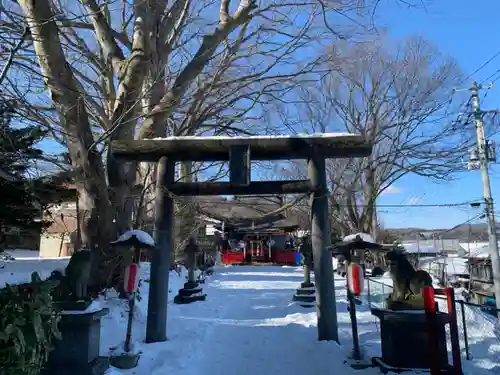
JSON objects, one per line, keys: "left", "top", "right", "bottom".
{"left": 125, "top": 296, "right": 134, "bottom": 352}
{"left": 146, "top": 157, "right": 175, "bottom": 343}
{"left": 348, "top": 289, "right": 361, "bottom": 360}
{"left": 308, "top": 153, "right": 339, "bottom": 342}
{"left": 459, "top": 300, "right": 470, "bottom": 360}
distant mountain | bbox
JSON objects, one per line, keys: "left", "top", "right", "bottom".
{"left": 387, "top": 223, "right": 500, "bottom": 242}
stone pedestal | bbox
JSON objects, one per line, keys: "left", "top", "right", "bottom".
{"left": 173, "top": 281, "right": 207, "bottom": 304}
{"left": 371, "top": 308, "right": 449, "bottom": 370}
{"left": 43, "top": 305, "right": 109, "bottom": 375}
{"left": 293, "top": 282, "right": 316, "bottom": 307}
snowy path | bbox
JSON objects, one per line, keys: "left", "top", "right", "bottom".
{"left": 171, "top": 266, "right": 370, "bottom": 375}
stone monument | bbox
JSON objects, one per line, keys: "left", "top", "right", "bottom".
{"left": 293, "top": 234, "right": 316, "bottom": 307}
{"left": 174, "top": 237, "right": 207, "bottom": 304}
{"left": 43, "top": 249, "right": 109, "bottom": 375}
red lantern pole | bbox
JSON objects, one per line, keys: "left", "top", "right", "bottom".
{"left": 347, "top": 263, "right": 364, "bottom": 360}
{"left": 423, "top": 286, "right": 440, "bottom": 375}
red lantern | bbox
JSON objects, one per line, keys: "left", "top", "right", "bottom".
{"left": 124, "top": 263, "right": 140, "bottom": 294}
{"left": 347, "top": 263, "right": 364, "bottom": 296}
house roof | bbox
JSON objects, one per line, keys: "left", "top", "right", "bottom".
{"left": 220, "top": 217, "right": 299, "bottom": 232}
{"left": 197, "top": 196, "right": 283, "bottom": 222}
{"left": 401, "top": 239, "right": 465, "bottom": 252}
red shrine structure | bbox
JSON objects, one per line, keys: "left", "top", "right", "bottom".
{"left": 216, "top": 217, "right": 300, "bottom": 265}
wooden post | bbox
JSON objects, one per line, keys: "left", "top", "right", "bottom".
{"left": 308, "top": 153, "right": 339, "bottom": 342}
{"left": 146, "top": 157, "right": 175, "bottom": 343}
{"left": 229, "top": 145, "right": 251, "bottom": 186}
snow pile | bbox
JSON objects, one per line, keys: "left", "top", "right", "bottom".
{"left": 470, "top": 245, "right": 490, "bottom": 259}
{"left": 62, "top": 300, "right": 104, "bottom": 315}
{"left": 1, "top": 249, "right": 42, "bottom": 260}
{"left": 403, "top": 244, "right": 440, "bottom": 254}
{"left": 0, "top": 257, "right": 69, "bottom": 287}
{"left": 445, "top": 257, "right": 469, "bottom": 276}
{"left": 343, "top": 233, "right": 375, "bottom": 243}
{"left": 111, "top": 229, "right": 155, "bottom": 247}
{"left": 151, "top": 132, "right": 355, "bottom": 142}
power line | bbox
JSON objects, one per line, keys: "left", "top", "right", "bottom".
{"left": 481, "top": 68, "right": 500, "bottom": 85}
{"left": 461, "top": 49, "right": 500, "bottom": 85}
{"left": 193, "top": 198, "right": 480, "bottom": 208}
{"left": 449, "top": 49, "right": 500, "bottom": 129}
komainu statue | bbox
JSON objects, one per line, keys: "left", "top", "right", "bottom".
{"left": 385, "top": 249, "right": 433, "bottom": 309}
{"left": 65, "top": 248, "right": 93, "bottom": 300}
{"left": 48, "top": 248, "right": 94, "bottom": 308}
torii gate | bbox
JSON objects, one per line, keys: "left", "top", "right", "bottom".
{"left": 111, "top": 133, "right": 372, "bottom": 343}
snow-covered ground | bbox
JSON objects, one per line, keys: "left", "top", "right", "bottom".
{"left": 418, "top": 256, "right": 469, "bottom": 278}
{"left": 1, "top": 258, "right": 499, "bottom": 375}
{"left": 0, "top": 253, "right": 69, "bottom": 287}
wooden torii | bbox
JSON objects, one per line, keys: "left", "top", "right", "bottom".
{"left": 111, "top": 133, "right": 372, "bottom": 343}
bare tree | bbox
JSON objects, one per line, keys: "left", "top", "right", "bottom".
{"left": 278, "top": 35, "right": 471, "bottom": 235}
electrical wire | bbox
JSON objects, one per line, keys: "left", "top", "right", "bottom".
{"left": 461, "top": 49, "right": 500, "bottom": 85}
{"left": 191, "top": 198, "right": 481, "bottom": 208}
{"left": 448, "top": 48, "right": 500, "bottom": 130}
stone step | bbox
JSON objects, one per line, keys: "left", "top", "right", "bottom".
{"left": 293, "top": 294, "right": 316, "bottom": 303}
{"left": 296, "top": 288, "right": 316, "bottom": 295}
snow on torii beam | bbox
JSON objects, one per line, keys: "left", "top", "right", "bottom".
{"left": 111, "top": 134, "right": 372, "bottom": 196}
{"left": 110, "top": 133, "right": 372, "bottom": 162}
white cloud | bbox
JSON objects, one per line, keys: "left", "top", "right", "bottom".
{"left": 381, "top": 185, "right": 401, "bottom": 195}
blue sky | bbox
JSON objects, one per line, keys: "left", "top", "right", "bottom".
{"left": 374, "top": 0, "right": 500, "bottom": 229}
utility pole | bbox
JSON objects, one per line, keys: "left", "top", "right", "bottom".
{"left": 469, "top": 81, "right": 500, "bottom": 315}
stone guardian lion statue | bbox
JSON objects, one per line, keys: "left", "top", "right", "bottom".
{"left": 386, "top": 249, "right": 433, "bottom": 303}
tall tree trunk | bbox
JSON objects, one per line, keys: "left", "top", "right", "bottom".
{"left": 19, "top": 0, "right": 112, "bottom": 257}
{"left": 361, "top": 165, "right": 376, "bottom": 234}
{"left": 176, "top": 161, "right": 197, "bottom": 258}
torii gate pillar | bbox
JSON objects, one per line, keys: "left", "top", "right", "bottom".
{"left": 308, "top": 153, "right": 338, "bottom": 341}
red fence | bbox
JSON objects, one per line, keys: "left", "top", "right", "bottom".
{"left": 221, "top": 250, "right": 245, "bottom": 264}
{"left": 220, "top": 249, "right": 297, "bottom": 265}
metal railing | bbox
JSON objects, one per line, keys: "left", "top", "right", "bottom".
{"left": 363, "top": 278, "right": 500, "bottom": 364}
